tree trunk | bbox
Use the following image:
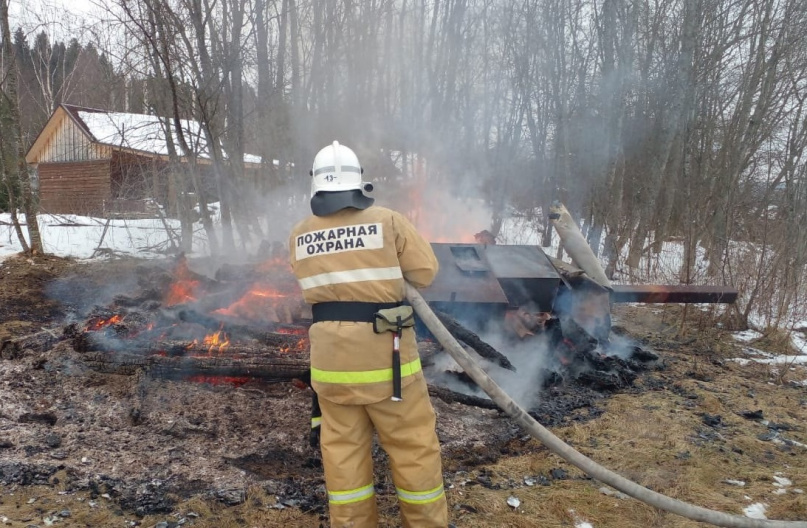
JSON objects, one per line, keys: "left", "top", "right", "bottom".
{"left": 1, "top": 0, "right": 43, "bottom": 254}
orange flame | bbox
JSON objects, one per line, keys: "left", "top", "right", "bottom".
{"left": 210, "top": 256, "right": 304, "bottom": 324}
{"left": 188, "top": 328, "right": 231, "bottom": 355}
{"left": 164, "top": 281, "right": 199, "bottom": 306}
{"left": 203, "top": 330, "right": 230, "bottom": 352}
{"left": 279, "top": 337, "right": 309, "bottom": 354}
{"left": 213, "top": 287, "right": 289, "bottom": 320}
{"left": 164, "top": 258, "right": 202, "bottom": 306}
{"left": 85, "top": 314, "right": 123, "bottom": 331}
{"left": 216, "top": 290, "right": 302, "bottom": 324}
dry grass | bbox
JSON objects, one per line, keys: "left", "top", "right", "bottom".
{"left": 2, "top": 305, "right": 806, "bottom": 528}
{"left": 0, "top": 483, "right": 129, "bottom": 527}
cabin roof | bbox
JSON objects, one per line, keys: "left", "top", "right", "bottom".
{"left": 25, "top": 104, "right": 263, "bottom": 167}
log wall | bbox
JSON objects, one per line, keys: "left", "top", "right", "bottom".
{"left": 38, "top": 160, "right": 112, "bottom": 215}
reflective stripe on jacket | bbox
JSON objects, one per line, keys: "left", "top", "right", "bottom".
{"left": 289, "top": 206, "right": 438, "bottom": 405}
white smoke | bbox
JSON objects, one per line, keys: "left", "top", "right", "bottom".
{"left": 424, "top": 323, "right": 558, "bottom": 410}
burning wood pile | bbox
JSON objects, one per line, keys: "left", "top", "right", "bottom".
{"left": 0, "top": 249, "right": 663, "bottom": 419}
{"left": 61, "top": 255, "right": 314, "bottom": 387}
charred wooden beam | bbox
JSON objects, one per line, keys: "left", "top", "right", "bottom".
{"left": 434, "top": 310, "right": 516, "bottom": 372}
{"left": 150, "top": 354, "right": 310, "bottom": 382}
{"left": 79, "top": 350, "right": 311, "bottom": 381}
{"left": 610, "top": 285, "right": 738, "bottom": 304}
{"left": 81, "top": 351, "right": 155, "bottom": 375}
{"left": 72, "top": 330, "right": 308, "bottom": 356}
{"left": 427, "top": 385, "right": 499, "bottom": 410}
{"left": 76, "top": 340, "right": 454, "bottom": 388}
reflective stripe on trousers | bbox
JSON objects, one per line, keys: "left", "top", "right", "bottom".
{"left": 311, "top": 357, "right": 422, "bottom": 384}
{"left": 328, "top": 483, "right": 376, "bottom": 505}
{"left": 396, "top": 483, "right": 446, "bottom": 505}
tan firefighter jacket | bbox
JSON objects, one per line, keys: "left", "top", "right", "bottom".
{"left": 289, "top": 205, "right": 438, "bottom": 405}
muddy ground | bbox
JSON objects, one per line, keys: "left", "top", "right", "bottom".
{"left": 1, "top": 254, "right": 806, "bottom": 528}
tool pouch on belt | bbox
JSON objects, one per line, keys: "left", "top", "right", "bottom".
{"left": 373, "top": 306, "right": 415, "bottom": 401}
{"left": 372, "top": 306, "right": 415, "bottom": 334}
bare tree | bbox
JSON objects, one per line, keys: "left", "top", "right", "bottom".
{"left": 1, "top": 0, "right": 43, "bottom": 254}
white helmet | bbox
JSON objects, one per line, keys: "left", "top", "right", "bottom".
{"left": 309, "top": 141, "right": 374, "bottom": 216}
{"left": 310, "top": 141, "right": 364, "bottom": 195}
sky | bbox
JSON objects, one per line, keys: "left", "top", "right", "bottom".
{"left": 10, "top": 0, "right": 97, "bottom": 19}
{"left": 8, "top": 0, "right": 101, "bottom": 42}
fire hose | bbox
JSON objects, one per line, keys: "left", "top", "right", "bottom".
{"left": 405, "top": 283, "right": 807, "bottom": 528}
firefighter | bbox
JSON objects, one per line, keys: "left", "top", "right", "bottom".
{"left": 288, "top": 141, "right": 448, "bottom": 527}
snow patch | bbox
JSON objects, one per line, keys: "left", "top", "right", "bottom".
{"left": 569, "top": 510, "right": 594, "bottom": 528}
{"left": 1, "top": 213, "right": 204, "bottom": 260}
{"left": 741, "top": 347, "right": 776, "bottom": 358}
{"left": 791, "top": 331, "right": 807, "bottom": 354}
{"left": 599, "top": 486, "right": 629, "bottom": 499}
{"left": 743, "top": 503, "right": 768, "bottom": 519}
{"left": 732, "top": 330, "right": 764, "bottom": 343}
{"left": 730, "top": 354, "right": 807, "bottom": 366}
{"left": 773, "top": 475, "right": 793, "bottom": 487}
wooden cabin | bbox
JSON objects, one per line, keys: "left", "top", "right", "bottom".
{"left": 24, "top": 104, "right": 263, "bottom": 217}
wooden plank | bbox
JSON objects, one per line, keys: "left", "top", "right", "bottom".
{"left": 610, "top": 285, "right": 738, "bottom": 304}
{"left": 40, "top": 180, "right": 111, "bottom": 187}
{"left": 35, "top": 112, "right": 105, "bottom": 164}
{"left": 25, "top": 106, "right": 68, "bottom": 164}
{"left": 40, "top": 182, "right": 110, "bottom": 189}
{"left": 41, "top": 176, "right": 110, "bottom": 181}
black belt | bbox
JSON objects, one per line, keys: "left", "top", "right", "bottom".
{"left": 312, "top": 301, "right": 402, "bottom": 323}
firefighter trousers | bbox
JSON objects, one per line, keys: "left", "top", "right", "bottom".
{"left": 319, "top": 377, "right": 448, "bottom": 527}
